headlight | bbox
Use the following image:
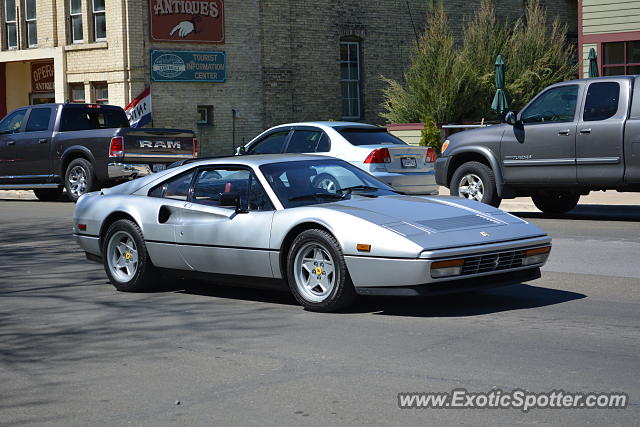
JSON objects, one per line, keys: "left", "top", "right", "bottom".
{"left": 522, "top": 246, "right": 551, "bottom": 266}
{"left": 441, "top": 139, "right": 450, "bottom": 154}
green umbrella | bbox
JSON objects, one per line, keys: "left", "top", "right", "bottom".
{"left": 491, "top": 54, "right": 508, "bottom": 115}
{"left": 588, "top": 48, "right": 599, "bottom": 78}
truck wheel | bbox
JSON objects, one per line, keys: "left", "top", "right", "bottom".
{"left": 33, "top": 187, "right": 63, "bottom": 201}
{"left": 65, "top": 158, "right": 98, "bottom": 202}
{"left": 451, "top": 161, "right": 501, "bottom": 207}
{"left": 531, "top": 192, "right": 580, "bottom": 214}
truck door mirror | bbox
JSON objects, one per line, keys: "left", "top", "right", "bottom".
{"left": 504, "top": 111, "right": 518, "bottom": 126}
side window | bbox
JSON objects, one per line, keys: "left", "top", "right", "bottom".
{"left": 521, "top": 85, "right": 579, "bottom": 124}
{"left": 316, "top": 133, "right": 330, "bottom": 152}
{"left": 285, "top": 129, "right": 326, "bottom": 153}
{"left": 247, "top": 130, "right": 289, "bottom": 154}
{"left": 583, "top": 82, "right": 620, "bottom": 122}
{"left": 248, "top": 174, "right": 274, "bottom": 211}
{"left": 25, "top": 108, "right": 52, "bottom": 132}
{"left": 192, "top": 168, "right": 250, "bottom": 207}
{"left": 0, "top": 109, "right": 27, "bottom": 134}
{"left": 164, "top": 170, "right": 195, "bottom": 200}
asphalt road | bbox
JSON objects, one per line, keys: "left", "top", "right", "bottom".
{"left": 1, "top": 199, "right": 639, "bottom": 426}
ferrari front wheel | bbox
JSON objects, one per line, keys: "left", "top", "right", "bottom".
{"left": 287, "top": 229, "right": 356, "bottom": 312}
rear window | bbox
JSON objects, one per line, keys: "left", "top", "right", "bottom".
{"left": 60, "top": 106, "right": 130, "bottom": 132}
{"left": 339, "top": 128, "right": 407, "bottom": 146}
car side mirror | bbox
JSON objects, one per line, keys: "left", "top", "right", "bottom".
{"left": 504, "top": 111, "right": 518, "bottom": 126}
{"left": 235, "top": 146, "right": 246, "bottom": 155}
{"left": 219, "top": 191, "right": 248, "bottom": 213}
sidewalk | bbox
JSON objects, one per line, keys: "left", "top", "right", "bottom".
{"left": 1, "top": 188, "right": 638, "bottom": 211}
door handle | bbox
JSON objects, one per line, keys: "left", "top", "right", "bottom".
{"left": 7, "top": 140, "right": 15, "bottom": 146}
{"left": 38, "top": 138, "right": 48, "bottom": 144}
{"left": 558, "top": 129, "right": 571, "bottom": 136}
{"left": 579, "top": 128, "right": 591, "bottom": 134}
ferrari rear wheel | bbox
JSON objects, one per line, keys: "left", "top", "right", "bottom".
{"left": 287, "top": 229, "right": 356, "bottom": 312}
{"left": 103, "top": 219, "right": 157, "bottom": 292}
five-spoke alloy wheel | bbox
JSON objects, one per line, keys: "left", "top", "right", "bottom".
{"left": 287, "top": 229, "right": 356, "bottom": 312}
{"left": 102, "top": 219, "right": 157, "bottom": 292}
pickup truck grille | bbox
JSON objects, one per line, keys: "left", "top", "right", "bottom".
{"left": 459, "top": 248, "right": 525, "bottom": 275}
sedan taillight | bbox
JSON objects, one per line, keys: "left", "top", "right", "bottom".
{"left": 364, "top": 148, "right": 391, "bottom": 164}
{"left": 425, "top": 148, "right": 437, "bottom": 163}
{"left": 193, "top": 138, "right": 199, "bottom": 158}
{"left": 109, "top": 137, "right": 124, "bottom": 157}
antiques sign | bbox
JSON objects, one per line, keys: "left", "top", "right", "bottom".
{"left": 31, "top": 61, "right": 54, "bottom": 93}
{"left": 151, "top": 50, "right": 226, "bottom": 82}
{"left": 150, "top": 0, "right": 225, "bottom": 43}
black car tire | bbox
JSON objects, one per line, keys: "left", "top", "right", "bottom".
{"left": 102, "top": 219, "right": 158, "bottom": 292}
{"left": 532, "top": 192, "right": 580, "bottom": 214}
{"left": 65, "top": 158, "right": 98, "bottom": 202}
{"left": 33, "top": 187, "right": 63, "bottom": 201}
{"left": 286, "top": 229, "right": 356, "bottom": 312}
{"left": 451, "top": 161, "right": 502, "bottom": 207}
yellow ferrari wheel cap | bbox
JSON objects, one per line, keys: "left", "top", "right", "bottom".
{"left": 314, "top": 266, "right": 323, "bottom": 275}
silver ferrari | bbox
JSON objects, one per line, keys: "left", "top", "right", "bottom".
{"left": 73, "top": 154, "right": 552, "bottom": 312}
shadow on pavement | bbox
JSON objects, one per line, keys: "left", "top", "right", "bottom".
{"left": 514, "top": 204, "right": 640, "bottom": 222}
{"left": 354, "top": 284, "right": 586, "bottom": 317}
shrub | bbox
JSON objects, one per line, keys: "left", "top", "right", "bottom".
{"left": 419, "top": 116, "right": 441, "bottom": 150}
{"left": 381, "top": 0, "right": 577, "bottom": 124}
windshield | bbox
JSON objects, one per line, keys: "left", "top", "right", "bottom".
{"left": 259, "top": 159, "right": 398, "bottom": 208}
{"left": 338, "top": 128, "right": 407, "bottom": 146}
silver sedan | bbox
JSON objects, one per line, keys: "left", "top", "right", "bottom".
{"left": 73, "top": 154, "right": 551, "bottom": 312}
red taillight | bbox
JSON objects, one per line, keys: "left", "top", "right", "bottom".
{"left": 86, "top": 104, "right": 101, "bottom": 109}
{"left": 364, "top": 148, "right": 391, "bottom": 164}
{"left": 425, "top": 148, "right": 437, "bottom": 163}
{"left": 193, "top": 138, "right": 198, "bottom": 158}
{"left": 109, "top": 136, "right": 124, "bottom": 157}
{"left": 78, "top": 224, "right": 87, "bottom": 231}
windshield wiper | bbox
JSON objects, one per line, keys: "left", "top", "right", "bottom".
{"left": 337, "top": 185, "right": 380, "bottom": 195}
{"left": 288, "top": 193, "right": 345, "bottom": 202}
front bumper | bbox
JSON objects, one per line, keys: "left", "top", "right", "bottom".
{"left": 107, "top": 163, "right": 153, "bottom": 181}
{"left": 355, "top": 267, "right": 541, "bottom": 296}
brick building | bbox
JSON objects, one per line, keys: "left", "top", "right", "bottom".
{"left": 0, "top": 0, "right": 577, "bottom": 156}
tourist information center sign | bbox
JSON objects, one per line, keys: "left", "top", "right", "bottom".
{"left": 151, "top": 50, "right": 226, "bottom": 82}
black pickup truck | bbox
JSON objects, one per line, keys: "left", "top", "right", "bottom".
{"left": 0, "top": 103, "right": 196, "bottom": 201}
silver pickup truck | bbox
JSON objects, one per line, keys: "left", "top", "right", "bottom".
{"left": 435, "top": 75, "right": 640, "bottom": 213}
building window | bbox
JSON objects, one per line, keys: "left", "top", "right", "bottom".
{"left": 602, "top": 41, "right": 640, "bottom": 76}
{"left": 197, "top": 106, "right": 213, "bottom": 125}
{"left": 25, "top": 0, "right": 37, "bottom": 47}
{"left": 5, "top": 0, "right": 18, "bottom": 49}
{"left": 69, "top": 83, "right": 85, "bottom": 103}
{"left": 340, "top": 40, "right": 362, "bottom": 119}
{"left": 92, "top": 0, "right": 106, "bottom": 41}
{"left": 93, "top": 82, "right": 108, "bottom": 104}
{"left": 70, "top": 0, "right": 83, "bottom": 43}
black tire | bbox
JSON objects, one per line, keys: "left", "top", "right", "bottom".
{"left": 64, "top": 158, "right": 98, "bottom": 202}
{"left": 312, "top": 173, "right": 339, "bottom": 193}
{"left": 102, "top": 219, "right": 157, "bottom": 292}
{"left": 450, "top": 161, "right": 502, "bottom": 207}
{"left": 33, "top": 187, "right": 63, "bottom": 201}
{"left": 286, "top": 229, "right": 356, "bottom": 312}
{"left": 531, "top": 192, "right": 580, "bottom": 214}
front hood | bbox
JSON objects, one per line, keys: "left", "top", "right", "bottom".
{"left": 322, "top": 195, "right": 546, "bottom": 251}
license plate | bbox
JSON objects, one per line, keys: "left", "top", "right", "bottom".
{"left": 152, "top": 163, "right": 167, "bottom": 172}
{"left": 401, "top": 157, "right": 417, "bottom": 168}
